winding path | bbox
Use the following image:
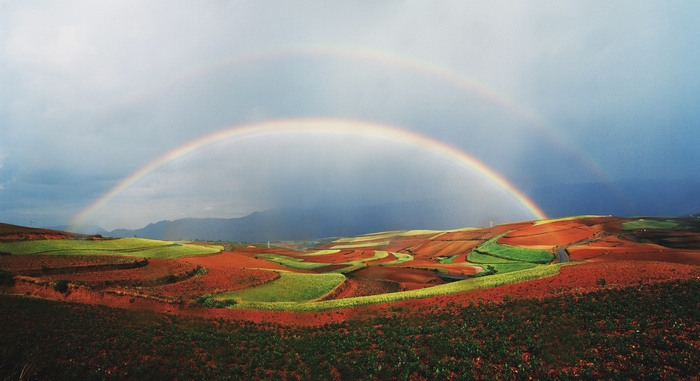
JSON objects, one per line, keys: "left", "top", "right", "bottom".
{"left": 555, "top": 234, "right": 606, "bottom": 263}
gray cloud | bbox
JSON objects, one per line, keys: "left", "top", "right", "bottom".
{"left": 2, "top": 1, "right": 699, "bottom": 229}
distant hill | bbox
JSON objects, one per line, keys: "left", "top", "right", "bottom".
{"left": 105, "top": 199, "right": 498, "bottom": 242}
{"left": 0, "top": 222, "right": 97, "bottom": 242}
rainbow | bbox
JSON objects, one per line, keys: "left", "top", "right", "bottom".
{"left": 96, "top": 44, "right": 623, "bottom": 194}
{"left": 71, "top": 118, "right": 547, "bottom": 227}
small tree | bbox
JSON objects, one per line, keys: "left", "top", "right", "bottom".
{"left": 0, "top": 269, "right": 15, "bottom": 286}
{"left": 53, "top": 280, "right": 69, "bottom": 293}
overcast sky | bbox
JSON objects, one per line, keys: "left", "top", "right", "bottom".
{"left": 1, "top": 1, "right": 699, "bottom": 230}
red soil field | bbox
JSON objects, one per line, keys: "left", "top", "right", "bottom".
{"left": 367, "top": 252, "right": 399, "bottom": 265}
{"left": 504, "top": 220, "right": 591, "bottom": 237}
{"left": 380, "top": 257, "right": 482, "bottom": 277}
{"left": 325, "top": 278, "right": 401, "bottom": 299}
{"left": 500, "top": 224, "right": 598, "bottom": 247}
{"left": 567, "top": 236, "right": 670, "bottom": 261}
{"left": 0, "top": 254, "right": 134, "bottom": 271}
{"left": 450, "top": 252, "right": 470, "bottom": 264}
{"left": 148, "top": 268, "right": 279, "bottom": 297}
{"left": 180, "top": 252, "right": 311, "bottom": 273}
{"left": 381, "top": 236, "right": 436, "bottom": 252}
{"left": 434, "top": 222, "right": 533, "bottom": 241}
{"left": 408, "top": 240, "right": 482, "bottom": 258}
{"left": 376, "top": 260, "right": 700, "bottom": 311}
{"left": 586, "top": 251, "right": 700, "bottom": 266}
{"left": 39, "top": 259, "right": 199, "bottom": 287}
{"left": 351, "top": 266, "right": 444, "bottom": 285}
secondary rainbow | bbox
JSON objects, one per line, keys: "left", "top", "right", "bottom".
{"left": 95, "top": 44, "right": 622, "bottom": 193}
{"left": 71, "top": 118, "right": 547, "bottom": 227}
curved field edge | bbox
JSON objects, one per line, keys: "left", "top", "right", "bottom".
{"left": 225, "top": 264, "right": 561, "bottom": 312}
{"left": 476, "top": 232, "right": 555, "bottom": 263}
{"left": 330, "top": 241, "right": 390, "bottom": 249}
{"left": 532, "top": 215, "right": 605, "bottom": 225}
{"left": 379, "top": 252, "right": 413, "bottom": 266}
{"left": 256, "top": 253, "right": 330, "bottom": 269}
{"left": 329, "top": 250, "right": 390, "bottom": 273}
{"left": 214, "top": 272, "right": 346, "bottom": 303}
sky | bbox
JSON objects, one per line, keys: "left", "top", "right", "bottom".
{"left": 1, "top": 1, "right": 699, "bottom": 231}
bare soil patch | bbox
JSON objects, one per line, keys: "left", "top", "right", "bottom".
{"left": 351, "top": 266, "right": 444, "bottom": 285}
{"left": 326, "top": 278, "right": 401, "bottom": 299}
{"left": 409, "top": 240, "right": 481, "bottom": 257}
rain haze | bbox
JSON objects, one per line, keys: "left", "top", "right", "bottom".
{"left": 1, "top": 1, "right": 699, "bottom": 235}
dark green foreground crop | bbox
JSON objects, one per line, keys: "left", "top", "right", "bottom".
{"left": 3, "top": 277, "right": 700, "bottom": 380}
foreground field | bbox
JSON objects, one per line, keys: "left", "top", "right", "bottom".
{"left": 2, "top": 217, "right": 700, "bottom": 379}
{"left": 2, "top": 279, "right": 699, "bottom": 380}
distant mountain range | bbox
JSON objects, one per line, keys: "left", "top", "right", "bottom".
{"left": 56, "top": 198, "right": 499, "bottom": 242}
{"left": 52, "top": 178, "right": 700, "bottom": 241}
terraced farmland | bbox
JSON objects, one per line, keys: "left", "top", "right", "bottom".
{"left": 2, "top": 216, "right": 700, "bottom": 312}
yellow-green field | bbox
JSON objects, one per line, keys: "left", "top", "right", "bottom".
{"left": 330, "top": 241, "right": 390, "bottom": 249}
{"left": 226, "top": 265, "right": 560, "bottom": 312}
{"left": 215, "top": 272, "right": 346, "bottom": 303}
{"left": 0, "top": 237, "right": 221, "bottom": 259}
{"left": 621, "top": 219, "right": 679, "bottom": 230}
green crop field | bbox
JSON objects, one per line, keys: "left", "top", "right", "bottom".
{"left": 398, "top": 229, "right": 441, "bottom": 236}
{"left": 256, "top": 254, "right": 330, "bottom": 270}
{"left": 330, "top": 250, "right": 390, "bottom": 273}
{"left": 622, "top": 219, "right": 679, "bottom": 230}
{"left": 333, "top": 232, "right": 400, "bottom": 243}
{"left": 532, "top": 215, "right": 602, "bottom": 225}
{"left": 301, "top": 249, "right": 340, "bottom": 256}
{"left": 379, "top": 252, "right": 414, "bottom": 266}
{"left": 215, "top": 272, "right": 346, "bottom": 303}
{"left": 330, "top": 241, "right": 390, "bottom": 249}
{"left": 231, "top": 265, "right": 561, "bottom": 312}
{"left": 466, "top": 250, "right": 516, "bottom": 264}
{"left": 475, "top": 232, "right": 554, "bottom": 263}
{"left": 123, "top": 244, "right": 222, "bottom": 259}
{"left": 437, "top": 254, "right": 460, "bottom": 264}
{"left": 0, "top": 238, "right": 221, "bottom": 259}
{"left": 488, "top": 262, "right": 539, "bottom": 274}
